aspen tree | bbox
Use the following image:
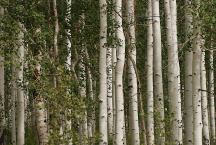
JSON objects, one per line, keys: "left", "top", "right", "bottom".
{"left": 112, "top": 0, "right": 117, "bottom": 141}
{"left": 99, "top": 0, "right": 108, "bottom": 144}
{"left": 85, "top": 49, "right": 95, "bottom": 137}
{"left": 65, "top": 1, "right": 72, "bottom": 144}
{"left": 201, "top": 49, "right": 210, "bottom": 144}
{"left": 17, "top": 22, "right": 25, "bottom": 145}
{"left": 164, "top": 0, "right": 182, "bottom": 143}
{"left": 126, "top": 0, "right": 140, "bottom": 144}
{"left": 34, "top": 51, "right": 48, "bottom": 144}
{"left": 11, "top": 60, "right": 16, "bottom": 145}
{"left": 146, "top": 0, "right": 154, "bottom": 144}
{"left": 184, "top": 0, "right": 193, "bottom": 144}
{"left": 192, "top": 0, "right": 202, "bottom": 143}
{"left": 152, "top": 0, "right": 165, "bottom": 144}
{"left": 107, "top": 46, "right": 113, "bottom": 138}
{"left": 209, "top": 46, "right": 215, "bottom": 143}
{"left": 115, "top": 0, "right": 126, "bottom": 144}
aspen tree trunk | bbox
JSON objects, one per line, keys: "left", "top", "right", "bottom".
{"left": 115, "top": 0, "right": 126, "bottom": 144}
{"left": 152, "top": 0, "right": 165, "bottom": 144}
{"left": 112, "top": 0, "right": 117, "bottom": 141}
{"left": 11, "top": 60, "right": 16, "bottom": 145}
{"left": 126, "top": 0, "right": 140, "bottom": 144}
{"left": 0, "top": 6, "right": 5, "bottom": 140}
{"left": 85, "top": 49, "right": 95, "bottom": 137}
{"left": 209, "top": 48, "right": 215, "bottom": 143}
{"left": 17, "top": 22, "right": 25, "bottom": 145}
{"left": 201, "top": 50, "right": 210, "bottom": 144}
{"left": 184, "top": 0, "right": 193, "bottom": 144}
{"left": 53, "top": 0, "right": 59, "bottom": 88}
{"left": 107, "top": 46, "right": 113, "bottom": 138}
{"left": 192, "top": 0, "right": 202, "bottom": 143}
{"left": 146, "top": 0, "right": 154, "bottom": 144}
{"left": 78, "top": 48, "right": 88, "bottom": 139}
{"left": 99, "top": 0, "right": 108, "bottom": 144}
{"left": 65, "top": 1, "right": 72, "bottom": 144}
{"left": 164, "top": 0, "right": 182, "bottom": 144}
{"left": 34, "top": 52, "right": 48, "bottom": 145}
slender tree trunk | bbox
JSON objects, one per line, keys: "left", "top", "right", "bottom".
{"left": 152, "top": 0, "right": 165, "bottom": 144}
{"left": 114, "top": 0, "right": 126, "bottom": 144}
{"left": 146, "top": 0, "right": 154, "bottom": 144}
{"left": 99, "top": 0, "right": 108, "bottom": 144}
{"left": 65, "top": 1, "right": 72, "bottom": 144}
{"left": 184, "top": 0, "right": 193, "bottom": 144}
{"left": 112, "top": 0, "right": 117, "bottom": 142}
{"left": 107, "top": 46, "right": 113, "bottom": 138}
{"left": 17, "top": 22, "right": 25, "bottom": 145}
{"left": 192, "top": 1, "right": 202, "bottom": 143}
{"left": 209, "top": 47, "right": 215, "bottom": 144}
{"left": 78, "top": 48, "right": 88, "bottom": 139}
{"left": 11, "top": 60, "right": 17, "bottom": 145}
{"left": 164, "top": 0, "right": 182, "bottom": 144}
{"left": 85, "top": 49, "right": 95, "bottom": 138}
{"left": 34, "top": 52, "right": 49, "bottom": 145}
{"left": 201, "top": 49, "right": 210, "bottom": 145}
{"left": 126, "top": 0, "right": 140, "bottom": 144}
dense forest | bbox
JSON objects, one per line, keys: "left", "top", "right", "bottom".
{"left": 0, "top": 0, "right": 216, "bottom": 145}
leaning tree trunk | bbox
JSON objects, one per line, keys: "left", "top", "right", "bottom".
{"left": 192, "top": 0, "right": 202, "bottom": 143}
{"left": 126, "top": 0, "right": 140, "bottom": 144}
{"left": 114, "top": 0, "right": 126, "bottom": 144}
{"left": 17, "top": 22, "right": 25, "bottom": 145}
{"left": 146, "top": 0, "right": 154, "bottom": 144}
{"left": 164, "top": 0, "right": 182, "bottom": 144}
{"left": 152, "top": 0, "right": 165, "bottom": 144}
{"left": 201, "top": 49, "right": 210, "bottom": 144}
{"left": 99, "top": 0, "right": 108, "bottom": 144}
{"left": 183, "top": 0, "right": 193, "bottom": 144}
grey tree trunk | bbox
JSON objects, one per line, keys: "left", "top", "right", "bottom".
{"left": 126, "top": 0, "right": 140, "bottom": 144}
{"left": 17, "top": 22, "right": 25, "bottom": 145}
{"left": 183, "top": 0, "right": 193, "bottom": 144}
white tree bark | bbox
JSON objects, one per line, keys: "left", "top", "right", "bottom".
{"left": 107, "top": 47, "right": 113, "bottom": 138}
{"left": 184, "top": 0, "right": 193, "bottom": 144}
{"left": 65, "top": 1, "right": 72, "bottom": 144}
{"left": 112, "top": 0, "right": 117, "bottom": 142}
{"left": 192, "top": 2, "right": 202, "bottom": 143}
{"left": 99, "top": 0, "right": 108, "bottom": 144}
{"left": 164, "top": 0, "right": 182, "bottom": 144}
{"left": 78, "top": 48, "right": 88, "bottom": 139}
{"left": 34, "top": 52, "right": 49, "bottom": 144}
{"left": 126, "top": 0, "right": 140, "bottom": 144}
{"left": 114, "top": 0, "right": 126, "bottom": 144}
{"left": 201, "top": 49, "right": 210, "bottom": 144}
{"left": 209, "top": 47, "right": 215, "bottom": 143}
{"left": 152, "top": 0, "right": 165, "bottom": 144}
{"left": 17, "top": 22, "right": 25, "bottom": 145}
{"left": 146, "top": 0, "right": 154, "bottom": 144}
{"left": 85, "top": 49, "right": 95, "bottom": 138}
